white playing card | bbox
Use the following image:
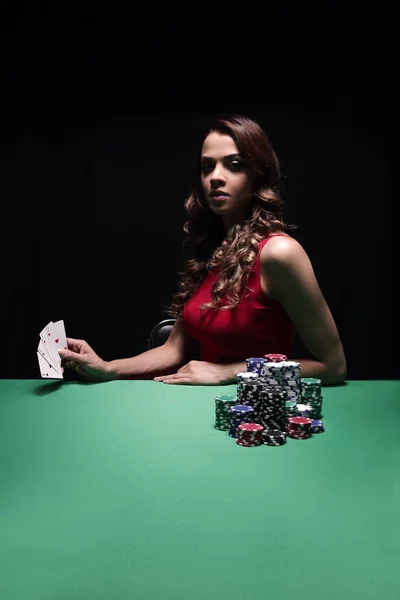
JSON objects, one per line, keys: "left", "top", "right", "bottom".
{"left": 37, "top": 339, "right": 61, "bottom": 375}
{"left": 47, "top": 320, "right": 67, "bottom": 369}
{"left": 39, "top": 322, "right": 57, "bottom": 366}
{"left": 37, "top": 351, "right": 63, "bottom": 379}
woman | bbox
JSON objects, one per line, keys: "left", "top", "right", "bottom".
{"left": 59, "top": 115, "right": 347, "bottom": 385}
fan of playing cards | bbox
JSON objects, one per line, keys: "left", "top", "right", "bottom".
{"left": 37, "top": 320, "right": 68, "bottom": 379}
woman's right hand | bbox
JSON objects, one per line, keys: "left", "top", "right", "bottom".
{"left": 58, "top": 338, "right": 113, "bottom": 382}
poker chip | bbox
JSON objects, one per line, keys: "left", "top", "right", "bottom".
{"left": 286, "top": 416, "right": 312, "bottom": 439}
{"left": 264, "top": 353, "right": 287, "bottom": 363}
{"left": 236, "top": 372, "right": 264, "bottom": 420}
{"left": 285, "top": 400, "right": 298, "bottom": 418}
{"left": 262, "top": 428, "right": 286, "bottom": 446}
{"left": 310, "top": 419, "right": 325, "bottom": 433}
{"left": 261, "top": 362, "right": 284, "bottom": 387}
{"left": 263, "top": 438, "right": 286, "bottom": 446}
{"left": 246, "top": 358, "right": 268, "bottom": 377}
{"left": 215, "top": 394, "right": 238, "bottom": 431}
{"left": 259, "top": 387, "right": 286, "bottom": 431}
{"left": 288, "top": 417, "right": 313, "bottom": 429}
{"left": 228, "top": 405, "right": 255, "bottom": 438}
{"left": 300, "top": 377, "right": 323, "bottom": 418}
{"left": 296, "top": 403, "right": 313, "bottom": 417}
{"left": 280, "top": 361, "right": 302, "bottom": 403}
{"left": 301, "top": 377, "right": 322, "bottom": 388}
{"left": 286, "top": 430, "right": 311, "bottom": 440}
{"left": 236, "top": 423, "right": 264, "bottom": 447}
{"left": 236, "top": 440, "right": 261, "bottom": 447}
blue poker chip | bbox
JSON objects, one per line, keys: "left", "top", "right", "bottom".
{"left": 310, "top": 419, "right": 325, "bottom": 433}
{"left": 229, "top": 405, "right": 254, "bottom": 414}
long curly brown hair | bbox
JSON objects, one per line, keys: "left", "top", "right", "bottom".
{"left": 164, "top": 114, "right": 298, "bottom": 318}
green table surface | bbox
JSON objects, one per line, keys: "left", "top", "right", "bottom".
{"left": 0, "top": 379, "right": 399, "bottom": 600}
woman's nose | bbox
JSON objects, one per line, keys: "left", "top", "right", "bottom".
{"left": 210, "top": 165, "right": 225, "bottom": 184}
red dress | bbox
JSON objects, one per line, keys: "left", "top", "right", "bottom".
{"left": 182, "top": 235, "right": 296, "bottom": 363}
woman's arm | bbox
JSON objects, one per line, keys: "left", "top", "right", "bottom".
{"left": 260, "top": 236, "right": 347, "bottom": 385}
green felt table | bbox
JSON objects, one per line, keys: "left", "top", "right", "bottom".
{"left": 0, "top": 379, "right": 399, "bottom": 599}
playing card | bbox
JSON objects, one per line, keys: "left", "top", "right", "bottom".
{"left": 38, "top": 339, "right": 61, "bottom": 375}
{"left": 37, "top": 351, "right": 63, "bottom": 379}
{"left": 47, "top": 320, "right": 67, "bottom": 369}
{"left": 39, "top": 322, "right": 57, "bottom": 366}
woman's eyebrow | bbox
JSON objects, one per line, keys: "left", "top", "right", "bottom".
{"left": 201, "top": 153, "right": 241, "bottom": 161}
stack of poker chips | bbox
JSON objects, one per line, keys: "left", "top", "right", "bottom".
{"left": 215, "top": 356, "right": 326, "bottom": 447}
{"left": 236, "top": 423, "right": 264, "bottom": 447}
{"left": 214, "top": 394, "right": 238, "bottom": 431}
{"left": 285, "top": 400, "right": 298, "bottom": 419}
{"left": 300, "top": 378, "right": 323, "bottom": 419}
{"left": 260, "top": 361, "right": 283, "bottom": 387}
{"left": 244, "top": 358, "right": 298, "bottom": 431}
{"left": 246, "top": 357, "right": 268, "bottom": 376}
{"left": 259, "top": 386, "right": 286, "bottom": 430}
{"left": 237, "top": 371, "right": 264, "bottom": 419}
{"left": 310, "top": 419, "right": 325, "bottom": 433}
{"left": 279, "top": 361, "right": 302, "bottom": 403}
{"left": 286, "top": 416, "right": 312, "bottom": 440}
{"left": 262, "top": 428, "right": 287, "bottom": 446}
{"left": 258, "top": 359, "right": 302, "bottom": 403}
{"left": 228, "top": 405, "right": 254, "bottom": 438}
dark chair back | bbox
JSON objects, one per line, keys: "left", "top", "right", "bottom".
{"left": 147, "top": 319, "right": 176, "bottom": 350}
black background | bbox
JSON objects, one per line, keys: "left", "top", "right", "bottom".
{"left": 1, "top": 3, "right": 398, "bottom": 379}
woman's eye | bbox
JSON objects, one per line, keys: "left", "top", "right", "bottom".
{"left": 201, "top": 160, "right": 243, "bottom": 174}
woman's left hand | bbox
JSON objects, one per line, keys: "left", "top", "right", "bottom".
{"left": 154, "top": 360, "right": 233, "bottom": 385}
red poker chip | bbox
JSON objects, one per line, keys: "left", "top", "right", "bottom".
{"left": 237, "top": 423, "right": 264, "bottom": 432}
{"left": 238, "top": 429, "right": 263, "bottom": 435}
{"left": 236, "top": 440, "right": 262, "bottom": 447}
{"left": 236, "top": 441, "right": 262, "bottom": 448}
{"left": 264, "top": 354, "right": 287, "bottom": 362}
{"left": 286, "top": 426, "right": 311, "bottom": 432}
{"left": 289, "top": 417, "right": 313, "bottom": 426}
{"left": 286, "top": 426, "right": 310, "bottom": 433}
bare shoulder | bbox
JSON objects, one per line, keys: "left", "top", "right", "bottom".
{"left": 260, "top": 235, "right": 313, "bottom": 289}
{"left": 259, "top": 233, "right": 347, "bottom": 379}
{"left": 260, "top": 234, "right": 308, "bottom": 266}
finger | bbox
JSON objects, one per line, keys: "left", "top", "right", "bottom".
{"left": 65, "top": 338, "right": 83, "bottom": 351}
{"left": 160, "top": 377, "right": 193, "bottom": 385}
{"left": 58, "top": 348, "right": 83, "bottom": 362}
{"left": 154, "top": 374, "right": 177, "bottom": 381}
{"left": 66, "top": 337, "right": 84, "bottom": 345}
{"left": 66, "top": 338, "right": 93, "bottom": 354}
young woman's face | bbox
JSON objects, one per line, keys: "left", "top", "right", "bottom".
{"left": 201, "top": 132, "right": 254, "bottom": 220}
